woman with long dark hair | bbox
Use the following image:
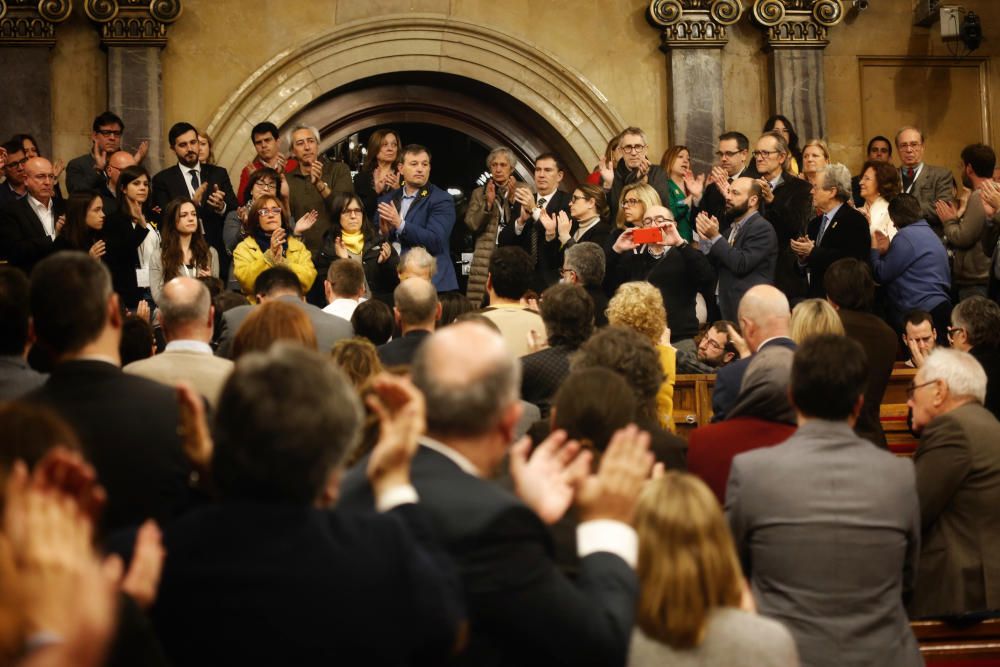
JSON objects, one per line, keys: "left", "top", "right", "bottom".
{"left": 763, "top": 114, "right": 802, "bottom": 176}
{"left": 353, "top": 129, "right": 401, "bottom": 220}
{"left": 149, "top": 198, "right": 219, "bottom": 304}
{"left": 315, "top": 193, "right": 398, "bottom": 302}
{"left": 104, "top": 165, "right": 158, "bottom": 309}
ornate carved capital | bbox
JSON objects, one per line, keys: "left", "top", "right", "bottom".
{"left": 0, "top": 0, "right": 72, "bottom": 46}
{"left": 85, "top": 0, "right": 182, "bottom": 47}
{"left": 647, "top": 0, "right": 743, "bottom": 49}
{"left": 751, "top": 0, "right": 845, "bottom": 49}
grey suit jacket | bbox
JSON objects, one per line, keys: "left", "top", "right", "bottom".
{"left": 912, "top": 402, "right": 1000, "bottom": 618}
{"left": 707, "top": 211, "right": 778, "bottom": 322}
{"left": 123, "top": 347, "right": 234, "bottom": 409}
{"left": 0, "top": 355, "right": 46, "bottom": 401}
{"left": 727, "top": 420, "right": 923, "bottom": 667}
{"left": 905, "top": 163, "right": 955, "bottom": 231}
{"left": 215, "top": 295, "right": 353, "bottom": 358}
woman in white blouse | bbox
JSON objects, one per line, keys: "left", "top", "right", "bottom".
{"left": 858, "top": 160, "right": 903, "bottom": 241}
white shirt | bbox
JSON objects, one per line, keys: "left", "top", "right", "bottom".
{"left": 164, "top": 340, "right": 213, "bottom": 355}
{"left": 181, "top": 164, "right": 202, "bottom": 198}
{"left": 28, "top": 195, "right": 55, "bottom": 239}
{"left": 322, "top": 297, "right": 365, "bottom": 322}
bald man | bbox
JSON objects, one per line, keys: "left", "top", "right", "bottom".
{"left": 340, "top": 321, "right": 654, "bottom": 666}
{"left": 0, "top": 157, "right": 64, "bottom": 273}
{"left": 710, "top": 284, "right": 795, "bottom": 421}
{"left": 377, "top": 277, "right": 441, "bottom": 367}
{"left": 124, "top": 277, "right": 233, "bottom": 408}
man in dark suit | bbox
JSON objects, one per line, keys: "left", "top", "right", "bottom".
{"left": 560, "top": 241, "right": 609, "bottom": 326}
{"left": 711, "top": 285, "right": 794, "bottom": 422}
{"left": 152, "top": 122, "right": 237, "bottom": 279}
{"left": 150, "top": 343, "right": 465, "bottom": 666}
{"left": 66, "top": 111, "right": 147, "bottom": 195}
{"left": 690, "top": 131, "right": 760, "bottom": 227}
{"left": 826, "top": 258, "right": 898, "bottom": 448}
{"left": 340, "top": 321, "right": 654, "bottom": 667}
{"left": 896, "top": 126, "right": 956, "bottom": 233}
{"left": 728, "top": 335, "right": 923, "bottom": 667}
{"left": 498, "top": 153, "right": 572, "bottom": 290}
{"left": 215, "top": 266, "right": 352, "bottom": 358}
{"left": 695, "top": 177, "right": 778, "bottom": 323}
{"left": 377, "top": 277, "right": 439, "bottom": 367}
{"left": 0, "top": 157, "right": 65, "bottom": 274}
{"left": 541, "top": 183, "right": 610, "bottom": 288}
{"left": 375, "top": 144, "right": 457, "bottom": 293}
{"left": 0, "top": 138, "right": 29, "bottom": 210}
{"left": 26, "top": 252, "right": 191, "bottom": 535}
{"left": 907, "top": 348, "right": 1000, "bottom": 618}
{"left": 0, "top": 267, "right": 47, "bottom": 400}
{"left": 753, "top": 131, "right": 814, "bottom": 303}
{"left": 792, "top": 164, "right": 871, "bottom": 299}
{"left": 608, "top": 127, "right": 671, "bottom": 222}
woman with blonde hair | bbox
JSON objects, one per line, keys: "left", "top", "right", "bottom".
{"left": 800, "top": 139, "right": 831, "bottom": 187}
{"left": 613, "top": 182, "right": 661, "bottom": 231}
{"left": 330, "top": 337, "right": 384, "bottom": 388}
{"left": 630, "top": 472, "right": 798, "bottom": 666}
{"left": 789, "top": 298, "right": 844, "bottom": 344}
{"left": 607, "top": 281, "right": 676, "bottom": 431}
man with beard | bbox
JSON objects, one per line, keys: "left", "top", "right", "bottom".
{"left": 676, "top": 320, "right": 739, "bottom": 374}
{"left": 696, "top": 177, "right": 778, "bottom": 322}
{"left": 691, "top": 131, "right": 759, "bottom": 227}
{"left": 152, "top": 122, "right": 238, "bottom": 278}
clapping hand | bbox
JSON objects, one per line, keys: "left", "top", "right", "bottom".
{"left": 538, "top": 208, "right": 557, "bottom": 240}
{"left": 599, "top": 158, "right": 615, "bottom": 188}
{"left": 377, "top": 241, "right": 392, "bottom": 264}
{"left": 294, "top": 209, "right": 318, "bottom": 236}
{"left": 556, "top": 210, "right": 573, "bottom": 243}
{"left": 789, "top": 235, "right": 814, "bottom": 259}
{"left": 206, "top": 184, "right": 226, "bottom": 214}
{"left": 485, "top": 179, "right": 497, "bottom": 209}
{"left": 192, "top": 181, "right": 208, "bottom": 206}
{"left": 695, "top": 211, "right": 721, "bottom": 241}
{"left": 755, "top": 178, "right": 775, "bottom": 204}
{"left": 52, "top": 159, "right": 65, "bottom": 179}
{"left": 872, "top": 229, "right": 890, "bottom": 255}
{"left": 514, "top": 187, "right": 535, "bottom": 221}
{"left": 333, "top": 236, "right": 349, "bottom": 259}
{"left": 55, "top": 215, "right": 66, "bottom": 235}
{"left": 377, "top": 201, "right": 402, "bottom": 231}
{"left": 574, "top": 425, "right": 653, "bottom": 524}
{"left": 635, "top": 155, "right": 651, "bottom": 179}
{"left": 269, "top": 228, "right": 286, "bottom": 259}
{"left": 133, "top": 140, "right": 149, "bottom": 164}
{"left": 980, "top": 180, "right": 1000, "bottom": 217}
{"left": 365, "top": 374, "right": 426, "bottom": 498}
{"left": 134, "top": 299, "right": 150, "bottom": 323}
{"left": 91, "top": 141, "right": 108, "bottom": 171}
{"left": 89, "top": 240, "right": 106, "bottom": 259}
{"left": 308, "top": 160, "right": 324, "bottom": 186}
{"left": 934, "top": 199, "right": 959, "bottom": 224}
{"left": 509, "top": 430, "right": 591, "bottom": 525}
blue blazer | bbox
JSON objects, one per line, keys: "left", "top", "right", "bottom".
{"left": 712, "top": 337, "right": 797, "bottom": 422}
{"left": 376, "top": 183, "right": 458, "bottom": 292}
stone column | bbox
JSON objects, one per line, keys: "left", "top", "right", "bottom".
{"left": 84, "top": 0, "right": 182, "bottom": 174}
{"left": 0, "top": 0, "right": 73, "bottom": 152}
{"left": 751, "top": 0, "right": 845, "bottom": 141}
{"left": 647, "top": 0, "right": 743, "bottom": 172}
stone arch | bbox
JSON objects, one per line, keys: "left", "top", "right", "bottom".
{"left": 206, "top": 14, "right": 626, "bottom": 177}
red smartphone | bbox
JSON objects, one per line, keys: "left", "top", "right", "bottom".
{"left": 632, "top": 227, "right": 663, "bottom": 244}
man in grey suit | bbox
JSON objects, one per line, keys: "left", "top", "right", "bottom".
{"left": 695, "top": 177, "right": 778, "bottom": 322}
{"left": 907, "top": 347, "right": 1000, "bottom": 618}
{"left": 727, "top": 335, "right": 923, "bottom": 667}
{"left": 216, "top": 266, "right": 352, "bottom": 358}
{"left": 896, "top": 126, "right": 956, "bottom": 233}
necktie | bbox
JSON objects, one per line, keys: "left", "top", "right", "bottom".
{"left": 537, "top": 196, "right": 547, "bottom": 210}
{"left": 907, "top": 167, "right": 915, "bottom": 181}
{"left": 728, "top": 222, "right": 740, "bottom": 244}
{"left": 817, "top": 215, "right": 831, "bottom": 246}
{"left": 530, "top": 197, "right": 547, "bottom": 263}
{"left": 190, "top": 169, "right": 200, "bottom": 192}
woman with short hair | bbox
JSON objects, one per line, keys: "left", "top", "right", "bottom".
{"left": 858, "top": 160, "right": 902, "bottom": 241}
{"left": 800, "top": 139, "right": 831, "bottom": 188}
{"left": 233, "top": 196, "right": 317, "bottom": 302}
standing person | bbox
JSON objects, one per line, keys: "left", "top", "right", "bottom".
{"left": 857, "top": 159, "right": 902, "bottom": 241}
{"left": 0, "top": 157, "right": 64, "bottom": 275}
{"left": 105, "top": 165, "right": 158, "bottom": 310}
{"left": 852, "top": 135, "right": 893, "bottom": 206}
{"left": 658, "top": 145, "right": 695, "bottom": 241}
{"left": 353, "top": 128, "right": 401, "bottom": 221}
{"left": 465, "top": 147, "right": 518, "bottom": 306}
{"left": 762, "top": 115, "right": 802, "bottom": 175}
{"left": 315, "top": 193, "right": 398, "bottom": 303}
{"left": 609, "top": 127, "right": 671, "bottom": 221}
{"left": 233, "top": 196, "right": 317, "bottom": 302}
{"left": 236, "top": 121, "right": 299, "bottom": 205}
{"left": 728, "top": 335, "right": 923, "bottom": 667}
{"left": 149, "top": 198, "right": 219, "bottom": 306}
{"left": 895, "top": 126, "right": 956, "bottom": 233}
{"left": 197, "top": 132, "right": 215, "bottom": 165}
{"left": 375, "top": 144, "right": 458, "bottom": 293}
{"left": 799, "top": 139, "right": 830, "bottom": 188}
{"left": 53, "top": 192, "right": 134, "bottom": 305}
{"left": 66, "top": 111, "right": 148, "bottom": 194}
{"left": 542, "top": 184, "right": 612, "bottom": 284}
{"left": 691, "top": 131, "right": 760, "bottom": 227}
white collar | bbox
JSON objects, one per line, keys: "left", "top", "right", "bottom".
{"left": 419, "top": 436, "right": 480, "bottom": 477}
{"left": 27, "top": 194, "right": 52, "bottom": 212}
{"left": 164, "top": 339, "right": 213, "bottom": 355}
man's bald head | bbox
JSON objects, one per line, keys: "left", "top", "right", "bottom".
{"left": 24, "top": 157, "right": 54, "bottom": 203}
{"left": 412, "top": 321, "right": 520, "bottom": 438}
{"left": 738, "top": 285, "right": 791, "bottom": 352}
{"left": 159, "top": 277, "right": 212, "bottom": 342}
{"left": 393, "top": 277, "right": 439, "bottom": 328}
{"left": 107, "top": 151, "right": 137, "bottom": 189}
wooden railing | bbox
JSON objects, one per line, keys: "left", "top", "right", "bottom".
{"left": 914, "top": 617, "right": 1000, "bottom": 664}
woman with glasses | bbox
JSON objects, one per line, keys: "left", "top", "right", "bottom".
{"left": 149, "top": 198, "right": 219, "bottom": 305}
{"left": 233, "top": 195, "right": 317, "bottom": 303}
{"left": 606, "top": 182, "right": 666, "bottom": 294}
{"left": 763, "top": 114, "right": 802, "bottom": 176}
{"left": 315, "top": 193, "right": 399, "bottom": 303}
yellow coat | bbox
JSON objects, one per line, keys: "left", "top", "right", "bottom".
{"left": 656, "top": 344, "right": 677, "bottom": 433}
{"left": 233, "top": 236, "right": 317, "bottom": 303}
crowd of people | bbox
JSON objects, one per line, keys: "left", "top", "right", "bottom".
{"left": 0, "top": 107, "right": 1000, "bottom": 667}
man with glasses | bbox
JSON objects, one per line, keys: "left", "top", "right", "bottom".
{"left": 895, "top": 126, "right": 955, "bottom": 234}
{"left": 609, "top": 126, "right": 671, "bottom": 221}
{"left": 0, "top": 138, "right": 29, "bottom": 208}
{"left": 677, "top": 320, "right": 739, "bottom": 374}
{"left": 906, "top": 347, "right": 1000, "bottom": 619}
{"left": 947, "top": 295, "right": 1000, "bottom": 419}
{"left": 66, "top": 111, "right": 148, "bottom": 194}
{"left": 0, "top": 157, "right": 64, "bottom": 272}
{"left": 752, "top": 131, "right": 814, "bottom": 303}
{"left": 692, "top": 131, "right": 759, "bottom": 226}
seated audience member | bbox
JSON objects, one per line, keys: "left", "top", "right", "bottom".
{"left": 464, "top": 146, "right": 518, "bottom": 307}
{"left": 573, "top": 325, "right": 687, "bottom": 470}
{"left": 151, "top": 344, "right": 464, "bottom": 666}
{"left": 340, "top": 321, "right": 654, "bottom": 667}
{"left": 688, "top": 346, "right": 796, "bottom": 505}
{"left": 560, "top": 241, "right": 609, "bottom": 326}
{"left": 149, "top": 198, "right": 219, "bottom": 306}
{"left": 789, "top": 298, "right": 844, "bottom": 343}
{"left": 902, "top": 309, "right": 937, "bottom": 367}
{"left": 378, "top": 277, "right": 439, "bottom": 367}
{"left": 607, "top": 281, "right": 676, "bottom": 431}
{"left": 712, "top": 285, "right": 794, "bottom": 422}
{"left": 825, "top": 257, "right": 898, "bottom": 448}
{"left": 437, "top": 292, "right": 475, "bottom": 327}
{"left": 870, "top": 193, "right": 951, "bottom": 339}
{"left": 629, "top": 473, "right": 798, "bottom": 667}
{"left": 233, "top": 195, "right": 317, "bottom": 303}
{"left": 397, "top": 244, "right": 437, "bottom": 282}
{"left": 727, "top": 335, "right": 922, "bottom": 667}
{"left": 857, "top": 159, "right": 902, "bottom": 241}
{"left": 0, "top": 267, "right": 46, "bottom": 399}
{"left": 906, "top": 348, "right": 1000, "bottom": 618}
{"left": 481, "top": 246, "right": 546, "bottom": 357}
{"left": 947, "top": 295, "right": 1000, "bottom": 419}
{"left": 124, "top": 277, "right": 233, "bottom": 409}
{"left": 27, "top": 252, "right": 189, "bottom": 534}
{"left": 676, "top": 321, "right": 739, "bottom": 375}
{"left": 231, "top": 300, "right": 317, "bottom": 360}
{"left": 216, "top": 266, "right": 351, "bottom": 359}
{"left": 330, "top": 337, "right": 383, "bottom": 388}
{"left": 351, "top": 298, "right": 394, "bottom": 346}
{"left": 322, "top": 258, "right": 367, "bottom": 322}
{"left": 521, "top": 283, "right": 594, "bottom": 417}
{"left": 120, "top": 314, "right": 156, "bottom": 366}
{"left": 0, "top": 157, "right": 64, "bottom": 274}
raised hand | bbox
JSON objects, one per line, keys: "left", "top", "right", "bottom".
{"left": 133, "top": 140, "right": 149, "bottom": 164}
{"left": 104, "top": 520, "right": 164, "bottom": 610}
{"left": 725, "top": 323, "right": 751, "bottom": 359}
{"left": 684, "top": 170, "right": 706, "bottom": 200}
{"left": 192, "top": 181, "right": 208, "bottom": 206}
{"left": 127, "top": 197, "right": 147, "bottom": 227}
{"left": 377, "top": 201, "right": 402, "bottom": 230}
{"left": 980, "top": 180, "right": 1000, "bottom": 217}
{"left": 89, "top": 240, "right": 106, "bottom": 259}
{"left": 269, "top": 228, "right": 286, "bottom": 259}
{"left": 695, "top": 211, "right": 720, "bottom": 240}
{"left": 538, "top": 208, "right": 557, "bottom": 239}
{"left": 52, "top": 158, "right": 65, "bottom": 179}
{"left": 206, "top": 183, "right": 226, "bottom": 213}
{"left": 612, "top": 227, "right": 637, "bottom": 254}
{"left": 934, "top": 199, "right": 958, "bottom": 224}
{"left": 636, "top": 155, "right": 651, "bottom": 179}
{"left": 789, "top": 236, "right": 814, "bottom": 259}
{"left": 574, "top": 425, "right": 653, "bottom": 524}
{"left": 755, "top": 178, "right": 775, "bottom": 204}
{"left": 365, "top": 374, "right": 426, "bottom": 498}
{"left": 294, "top": 209, "right": 318, "bottom": 235}
{"left": 872, "top": 229, "right": 890, "bottom": 255}
{"left": 485, "top": 179, "right": 497, "bottom": 209}
{"left": 177, "top": 383, "right": 212, "bottom": 471}
{"left": 309, "top": 159, "right": 324, "bottom": 186}
{"left": 599, "top": 158, "right": 615, "bottom": 188}
{"left": 509, "top": 430, "right": 591, "bottom": 525}
{"left": 333, "top": 236, "right": 349, "bottom": 259}
{"left": 55, "top": 215, "right": 66, "bottom": 235}
{"left": 556, "top": 210, "right": 573, "bottom": 243}
{"left": 135, "top": 299, "right": 150, "bottom": 323}
{"left": 514, "top": 186, "right": 535, "bottom": 221}
{"left": 91, "top": 141, "right": 107, "bottom": 171}
{"left": 377, "top": 241, "right": 392, "bottom": 264}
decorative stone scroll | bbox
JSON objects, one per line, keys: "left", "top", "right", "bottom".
{"left": 0, "top": 0, "right": 72, "bottom": 46}
{"left": 84, "top": 0, "right": 182, "bottom": 47}
{"left": 751, "top": 0, "right": 845, "bottom": 49}
{"left": 647, "top": 0, "right": 744, "bottom": 49}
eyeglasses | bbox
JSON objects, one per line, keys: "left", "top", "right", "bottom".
{"left": 642, "top": 216, "right": 674, "bottom": 226}
{"left": 898, "top": 142, "right": 922, "bottom": 150}
{"left": 257, "top": 207, "right": 282, "bottom": 217}
{"left": 343, "top": 207, "right": 363, "bottom": 216}
{"left": 946, "top": 326, "right": 965, "bottom": 340}
{"left": 702, "top": 337, "right": 725, "bottom": 352}
{"left": 96, "top": 129, "right": 123, "bottom": 138}
{"left": 570, "top": 194, "right": 589, "bottom": 202}
{"left": 5, "top": 157, "right": 28, "bottom": 169}
{"left": 906, "top": 379, "right": 938, "bottom": 400}
{"left": 621, "top": 144, "right": 646, "bottom": 154}
{"left": 752, "top": 150, "right": 781, "bottom": 159}
{"left": 621, "top": 198, "right": 641, "bottom": 207}
{"left": 715, "top": 150, "right": 744, "bottom": 158}
{"left": 253, "top": 181, "right": 276, "bottom": 192}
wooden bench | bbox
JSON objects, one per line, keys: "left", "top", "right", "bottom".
{"left": 914, "top": 617, "right": 1000, "bottom": 664}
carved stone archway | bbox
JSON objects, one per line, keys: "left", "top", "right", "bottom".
{"left": 206, "top": 14, "right": 626, "bottom": 178}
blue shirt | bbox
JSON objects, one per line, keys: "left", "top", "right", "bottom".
{"left": 870, "top": 219, "right": 950, "bottom": 314}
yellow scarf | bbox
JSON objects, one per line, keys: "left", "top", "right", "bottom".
{"left": 341, "top": 230, "right": 365, "bottom": 255}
